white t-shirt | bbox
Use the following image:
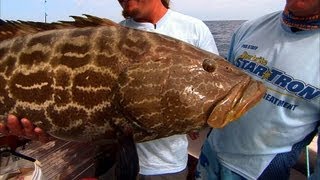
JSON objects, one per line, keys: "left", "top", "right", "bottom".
{"left": 208, "top": 11, "right": 320, "bottom": 179}
{"left": 120, "top": 9, "right": 218, "bottom": 175}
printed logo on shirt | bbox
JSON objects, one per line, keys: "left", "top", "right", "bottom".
{"left": 234, "top": 51, "right": 320, "bottom": 110}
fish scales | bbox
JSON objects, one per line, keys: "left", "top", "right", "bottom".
{"left": 0, "top": 15, "right": 266, "bottom": 143}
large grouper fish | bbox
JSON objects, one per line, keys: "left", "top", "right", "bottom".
{"left": 0, "top": 15, "right": 266, "bottom": 178}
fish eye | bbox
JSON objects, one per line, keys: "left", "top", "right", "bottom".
{"left": 202, "top": 59, "right": 216, "bottom": 73}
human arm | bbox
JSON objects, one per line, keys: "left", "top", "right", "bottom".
{"left": 188, "top": 130, "right": 200, "bottom": 140}
{"left": 0, "top": 115, "right": 53, "bottom": 143}
{"left": 309, "top": 126, "right": 319, "bottom": 180}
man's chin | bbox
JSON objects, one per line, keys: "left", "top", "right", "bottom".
{"left": 122, "top": 9, "right": 140, "bottom": 19}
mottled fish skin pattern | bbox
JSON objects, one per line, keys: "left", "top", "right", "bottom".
{"left": 0, "top": 16, "right": 266, "bottom": 143}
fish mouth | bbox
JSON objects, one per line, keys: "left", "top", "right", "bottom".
{"left": 207, "top": 78, "right": 266, "bottom": 128}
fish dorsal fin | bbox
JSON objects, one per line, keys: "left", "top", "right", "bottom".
{"left": 0, "top": 14, "right": 120, "bottom": 41}
{"left": 59, "top": 14, "right": 120, "bottom": 28}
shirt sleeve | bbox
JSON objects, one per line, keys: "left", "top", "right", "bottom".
{"left": 226, "top": 21, "right": 248, "bottom": 62}
{"left": 196, "top": 22, "right": 219, "bottom": 55}
{"left": 227, "top": 32, "right": 236, "bottom": 62}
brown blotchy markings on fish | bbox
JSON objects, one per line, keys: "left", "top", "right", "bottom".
{"left": 47, "top": 105, "right": 87, "bottom": 128}
{"left": 91, "top": 107, "right": 114, "bottom": 127}
{"left": 19, "top": 51, "right": 49, "bottom": 65}
{"left": 15, "top": 106, "right": 49, "bottom": 129}
{"left": 50, "top": 40, "right": 91, "bottom": 68}
{"left": 72, "top": 70, "right": 112, "bottom": 108}
{"left": 116, "top": 63, "right": 169, "bottom": 138}
{"left": 0, "top": 76, "right": 16, "bottom": 115}
{"left": 60, "top": 43, "right": 90, "bottom": 55}
{"left": 162, "top": 90, "right": 188, "bottom": 118}
{"left": 0, "top": 47, "right": 9, "bottom": 60}
{"left": 27, "top": 34, "right": 55, "bottom": 47}
{"left": 58, "top": 54, "right": 91, "bottom": 69}
{"left": 111, "top": 104, "right": 156, "bottom": 141}
{"left": 11, "top": 38, "right": 24, "bottom": 53}
{"left": 0, "top": 76, "right": 5, "bottom": 92}
{"left": 118, "top": 30, "right": 152, "bottom": 62}
{"left": 155, "top": 46, "right": 179, "bottom": 55}
{"left": 163, "top": 91, "right": 190, "bottom": 133}
{"left": 0, "top": 16, "right": 267, "bottom": 143}
{"left": 95, "top": 54, "right": 119, "bottom": 69}
{"left": 70, "top": 28, "right": 94, "bottom": 38}
{"left": 51, "top": 32, "right": 93, "bottom": 68}
{"left": 184, "top": 45, "right": 208, "bottom": 60}
{"left": 0, "top": 56, "right": 16, "bottom": 76}
{"left": 9, "top": 71, "right": 53, "bottom": 103}
{"left": 95, "top": 29, "right": 115, "bottom": 54}
{"left": 54, "top": 69, "right": 72, "bottom": 105}
{"left": 151, "top": 33, "right": 177, "bottom": 48}
{"left": 55, "top": 68, "right": 71, "bottom": 87}
{"left": 54, "top": 91, "right": 71, "bottom": 105}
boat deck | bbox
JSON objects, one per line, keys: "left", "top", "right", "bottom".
{"left": 1, "top": 135, "right": 318, "bottom": 179}
{"left": 16, "top": 140, "right": 97, "bottom": 179}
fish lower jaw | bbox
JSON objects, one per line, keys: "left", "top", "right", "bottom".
{"left": 207, "top": 80, "right": 266, "bottom": 128}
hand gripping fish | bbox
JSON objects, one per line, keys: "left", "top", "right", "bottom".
{"left": 0, "top": 15, "right": 266, "bottom": 178}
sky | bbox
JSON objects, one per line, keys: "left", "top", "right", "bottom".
{"left": 0, "top": 0, "right": 286, "bottom": 23}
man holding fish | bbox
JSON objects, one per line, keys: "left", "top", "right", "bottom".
{"left": 1, "top": 0, "right": 221, "bottom": 179}
{"left": 195, "top": 0, "right": 320, "bottom": 179}
{"left": 114, "top": 0, "right": 219, "bottom": 179}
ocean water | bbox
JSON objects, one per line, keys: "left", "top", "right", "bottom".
{"left": 204, "top": 20, "right": 246, "bottom": 58}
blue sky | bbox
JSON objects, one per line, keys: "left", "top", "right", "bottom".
{"left": 1, "top": 0, "right": 285, "bottom": 22}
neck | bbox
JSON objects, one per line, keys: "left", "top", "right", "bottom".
{"left": 282, "top": 7, "right": 320, "bottom": 30}
{"left": 284, "top": 3, "right": 320, "bottom": 17}
{"left": 133, "top": 3, "right": 168, "bottom": 24}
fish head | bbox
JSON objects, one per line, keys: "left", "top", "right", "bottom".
{"left": 117, "top": 45, "right": 266, "bottom": 138}
{"left": 199, "top": 53, "right": 266, "bottom": 128}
